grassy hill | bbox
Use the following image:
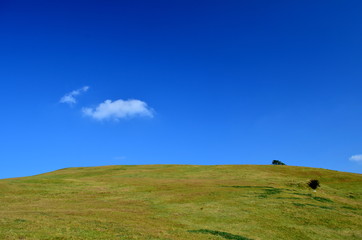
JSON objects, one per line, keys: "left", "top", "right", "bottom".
{"left": 0, "top": 165, "right": 361, "bottom": 240}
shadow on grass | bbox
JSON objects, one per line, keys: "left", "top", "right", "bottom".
{"left": 342, "top": 206, "right": 357, "bottom": 210}
{"left": 14, "top": 219, "right": 27, "bottom": 223}
{"left": 293, "top": 203, "right": 334, "bottom": 210}
{"left": 188, "top": 229, "right": 253, "bottom": 240}
{"left": 312, "top": 197, "right": 333, "bottom": 203}
{"left": 223, "top": 186, "right": 274, "bottom": 189}
{"left": 222, "top": 185, "right": 285, "bottom": 199}
{"left": 265, "top": 188, "right": 282, "bottom": 194}
{"left": 258, "top": 188, "right": 283, "bottom": 198}
{"left": 276, "top": 197, "right": 302, "bottom": 199}
{"left": 292, "top": 193, "right": 312, "bottom": 197}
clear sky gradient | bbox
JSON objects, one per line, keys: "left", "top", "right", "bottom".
{"left": 1, "top": 0, "right": 362, "bottom": 178}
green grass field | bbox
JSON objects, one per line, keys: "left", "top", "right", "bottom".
{"left": 0, "top": 165, "right": 361, "bottom": 240}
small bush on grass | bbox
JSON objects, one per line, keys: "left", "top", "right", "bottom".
{"left": 307, "top": 180, "right": 320, "bottom": 191}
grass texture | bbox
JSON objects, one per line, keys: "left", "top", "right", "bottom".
{"left": 0, "top": 164, "right": 361, "bottom": 239}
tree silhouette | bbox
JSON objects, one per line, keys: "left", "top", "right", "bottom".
{"left": 308, "top": 180, "right": 320, "bottom": 192}
{"left": 272, "top": 160, "right": 285, "bottom": 165}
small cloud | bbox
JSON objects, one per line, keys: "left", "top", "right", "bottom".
{"left": 349, "top": 154, "right": 362, "bottom": 163}
{"left": 82, "top": 99, "right": 154, "bottom": 121}
{"left": 60, "top": 86, "right": 89, "bottom": 105}
{"left": 114, "top": 156, "right": 126, "bottom": 160}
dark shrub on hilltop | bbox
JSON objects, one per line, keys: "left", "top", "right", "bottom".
{"left": 272, "top": 160, "right": 286, "bottom": 165}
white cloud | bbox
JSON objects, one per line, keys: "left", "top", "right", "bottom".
{"left": 349, "top": 154, "right": 362, "bottom": 162}
{"left": 60, "top": 86, "right": 89, "bottom": 105}
{"left": 82, "top": 99, "right": 154, "bottom": 121}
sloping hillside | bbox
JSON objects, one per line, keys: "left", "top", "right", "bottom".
{"left": 0, "top": 165, "right": 361, "bottom": 240}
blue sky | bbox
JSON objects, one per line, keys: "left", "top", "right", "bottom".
{"left": 1, "top": 0, "right": 362, "bottom": 178}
